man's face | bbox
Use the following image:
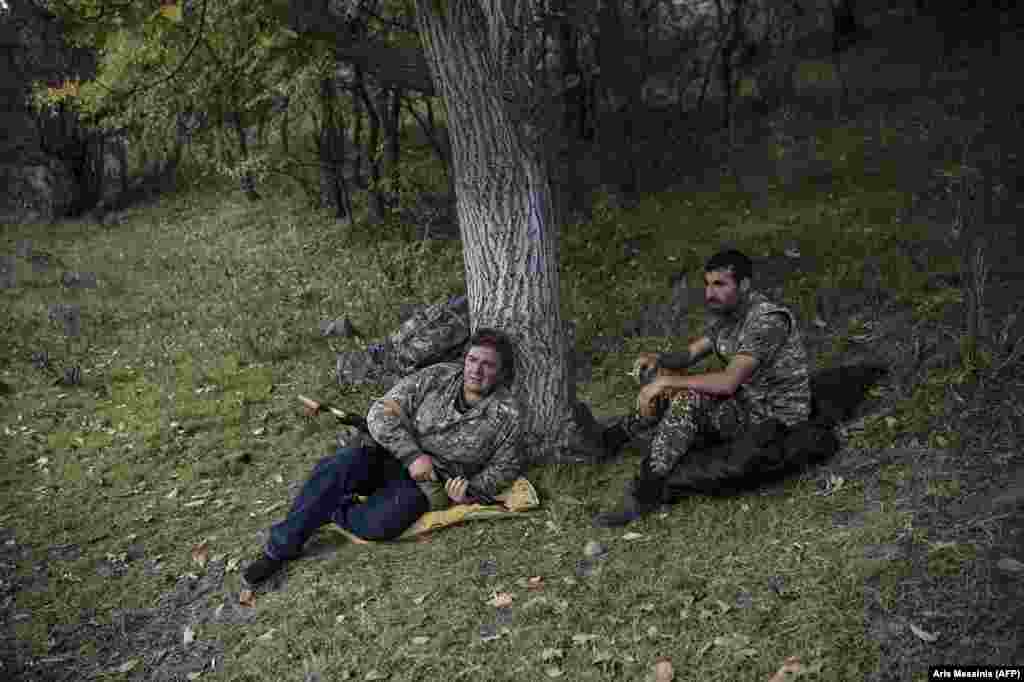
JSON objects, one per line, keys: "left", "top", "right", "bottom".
{"left": 704, "top": 268, "right": 747, "bottom": 314}
{"left": 463, "top": 345, "right": 502, "bottom": 399}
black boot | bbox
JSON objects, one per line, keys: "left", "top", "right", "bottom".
{"left": 592, "top": 480, "right": 661, "bottom": 528}
{"left": 242, "top": 553, "right": 285, "bottom": 587}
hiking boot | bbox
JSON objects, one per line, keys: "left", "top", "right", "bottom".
{"left": 592, "top": 485, "right": 660, "bottom": 528}
{"left": 242, "top": 553, "right": 285, "bottom": 587}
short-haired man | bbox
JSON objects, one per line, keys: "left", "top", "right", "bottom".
{"left": 243, "top": 328, "right": 524, "bottom": 586}
{"left": 593, "top": 249, "right": 812, "bottom": 527}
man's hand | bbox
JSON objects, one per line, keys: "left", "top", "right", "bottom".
{"left": 637, "top": 377, "right": 679, "bottom": 417}
{"left": 408, "top": 454, "right": 436, "bottom": 481}
{"left": 632, "top": 353, "right": 660, "bottom": 384}
{"left": 444, "top": 476, "right": 472, "bottom": 504}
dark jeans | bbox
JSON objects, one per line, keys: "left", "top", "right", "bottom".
{"left": 265, "top": 446, "right": 429, "bottom": 560}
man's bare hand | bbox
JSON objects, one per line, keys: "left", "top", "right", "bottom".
{"left": 637, "top": 377, "right": 676, "bottom": 417}
{"left": 408, "top": 454, "right": 436, "bottom": 481}
{"left": 631, "top": 353, "right": 660, "bottom": 383}
{"left": 444, "top": 476, "right": 471, "bottom": 504}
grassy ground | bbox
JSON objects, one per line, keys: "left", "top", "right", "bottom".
{"left": 2, "top": 14, "right": 1023, "bottom": 682}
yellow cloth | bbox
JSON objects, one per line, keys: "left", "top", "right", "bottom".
{"left": 331, "top": 477, "right": 539, "bottom": 544}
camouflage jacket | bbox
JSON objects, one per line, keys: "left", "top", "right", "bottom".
{"left": 366, "top": 363, "right": 524, "bottom": 507}
{"left": 704, "top": 290, "right": 811, "bottom": 427}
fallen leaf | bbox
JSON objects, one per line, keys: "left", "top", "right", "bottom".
{"left": 365, "top": 669, "right": 387, "bottom": 680}
{"left": 159, "top": 2, "right": 182, "bottom": 23}
{"left": 767, "top": 656, "right": 804, "bottom": 682}
{"left": 273, "top": 473, "right": 284, "bottom": 485}
{"left": 238, "top": 589, "right": 256, "bottom": 607}
{"left": 225, "top": 557, "right": 239, "bottom": 573}
{"left": 540, "top": 648, "right": 564, "bottom": 661}
{"left": 411, "top": 636, "right": 430, "bottom": 646}
{"left": 117, "top": 659, "right": 140, "bottom": 673}
{"left": 527, "top": 576, "right": 544, "bottom": 590}
{"left": 412, "top": 592, "right": 429, "bottom": 605}
{"left": 545, "top": 667, "right": 564, "bottom": 678}
{"left": 909, "top": 622, "right": 939, "bottom": 642}
{"left": 622, "top": 532, "right": 645, "bottom": 541}
{"left": 489, "top": 592, "right": 514, "bottom": 608}
{"left": 653, "top": 657, "right": 674, "bottom": 681}
{"left": 184, "top": 500, "right": 207, "bottom": 508}
{"left": 186, "top": 673, "right": 202, "bottom": 681}
{"left": 256, "top": 629, "right": 276, "bottom": 642}
{"left": 183, "top": 625, "right": 195, "bottom": 647}
{"left": 191, "top": 540, "right": 209, "bottom": 569}
{"left": 166, "top": 488, "right": 179, "bottom": 499}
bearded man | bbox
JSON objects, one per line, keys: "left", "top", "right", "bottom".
{"left": 243, "top": 328, "right": 524, "bottom": 586}
{"left": 593, "top": 249, "right": 812, "bottom": 527}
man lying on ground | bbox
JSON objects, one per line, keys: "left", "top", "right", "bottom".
{"left": 593, "top": 248, "right": 812, "bottom": 527}
{"left": 243, "top": 328, "right": 525, "bottom": 587}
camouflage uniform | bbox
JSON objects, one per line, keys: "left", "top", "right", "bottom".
{"left": 367, "top": 362, "right": 525, "bottom": 509}
{"left": 642, "top": 290, "right": 811, "bottom": 477}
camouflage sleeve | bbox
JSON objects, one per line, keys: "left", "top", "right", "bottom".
{"left": 467, "top": 405, "right": 524, "bottom": 501}
{"left": 366, "top": 368, "right": 435, "bottom": 466}
{"left": 736, "top": 312, "right": 789, "bottom": 366}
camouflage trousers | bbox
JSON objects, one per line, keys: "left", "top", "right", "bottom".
{"left": 633, "top": 389, "right": 752, "bottom": 478}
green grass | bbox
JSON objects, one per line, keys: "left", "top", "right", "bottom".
{"left": 0, "top": 67, "right": 1007, "bottom": 680}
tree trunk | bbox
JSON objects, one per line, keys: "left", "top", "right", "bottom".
{"left": 319, "top": 76, "right": 354, "bottom": 223}
{"left": 358, "top": 79, "right": 387, "bottom": 223}
{"left": 413, "top": 0, "right": 572, "bottom": 461}
{"left": 351, "top": 66, "right": 365, "bottom": 188}
{"left": 227, "top": 111, "right": 261, "bottom": 201}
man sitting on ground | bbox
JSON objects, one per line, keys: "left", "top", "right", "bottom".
{"left": 243, "top": 328, "right": 525, "bottom": 587}
{"left": 593, "top": 249, "right": 812, "bottom": 527}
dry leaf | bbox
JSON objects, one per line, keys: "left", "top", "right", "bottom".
{"left": 540, "top": 648, "right": 564, "bottom": 661}
{"left": 527, "top": 576, "right": 544, "bottom": 590}
{"left": 191, "top": 540, "right": 209, "bottom": 569}
{"left": 186, "top": 673, "right": 202, "bottom": 681}
{"left": 183, "top": 625, "right": 195, "bottom": 647}
{"left": 489, "top": 592, "right": 514, "bottom": 608}
{"left": 411, "top": 636, "right": 430, "bottom": 646}
{"left": 365, "top": 669, "right": 387, "bottom": 680}
{"left": 622, "top": 532, "right": 645, "bottom": 541}
{"left": 273, "top": 473, "right": 284, "bottom": 485}
{"left": 412, "top": 592, "right": 429, "bottom": 605}
{"left": 256, "top": 629, "right": 276, "bottom": 642}
{"left": 159, "top": 2, "right": 182, "bottom": 22}
{"left": 909, "top": 622, "right": 939, "bottom": 642}
{"left": 767, "top": 656, "right": 804, "bottom": 682}
{"left": 238, "top": 589, "right": 256, "bottom": 607}
{"left": 225, "top": 557, "right": 239, "bottom": 573}
{"left": 653, "top": 657, "right": 674, "bottom": 682}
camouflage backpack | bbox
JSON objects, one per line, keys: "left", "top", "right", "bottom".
{"left": 336, "top": 294, "right": 471, "bottom": 387}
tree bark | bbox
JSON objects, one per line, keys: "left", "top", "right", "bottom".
{"left": 227, "top": 111, "right": 261, "bottom": 201}
{"left": 413, "top": 0, "right": 572, "bottom": 461}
